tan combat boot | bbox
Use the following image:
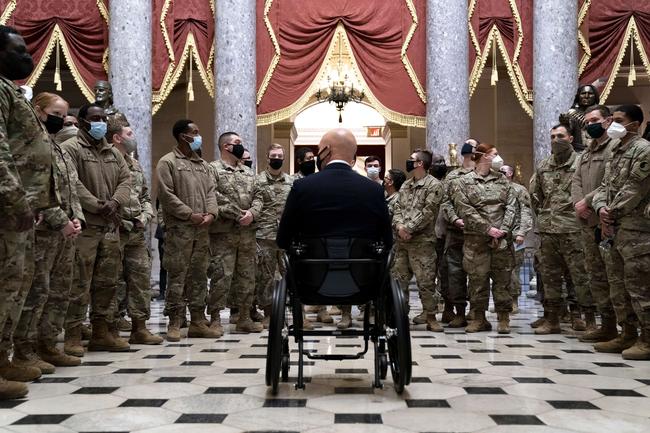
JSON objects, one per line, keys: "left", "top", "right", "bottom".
{"left": 228, "top": 308, "right": 239, "bottom": 324}
{"left": 37, "top": 341, "right": 81, "bottom": 367}
{"left": 117, "top": 316, "right": 131, "bottom": 332}
{"left": 88, "top": 319, "right": 130, "bottom": 352}
{"left": 448, "top": 306, "right": 468, "bottom": 328}
{"left": 465, "top": 311, "right": 492, "bottom": 333}
{"left": 64, "top": 326, "right": 85, "bottom": 357}
{"left": 166, "top": 315, "right": 182, "bottom": 342}
{"left": 262, "top": 306, "right": 272, "bottom": 329}
{"left": 80, "top": 323, "right": 92, "bottom": 341}
{"left": 188, "top": 311, "right": 222, "bottom": 338}
{"left": 530, "top": 311, "right": 548, "bottom": 328}
{"left": 497, "top": 312, "right": 511, "bottom": 334}
{"left": 440, "top": 303, "right": 455, "bottom": 324}
{"left": 0, "top": 351, "right": 41, "bottom": 382}
{"left": 412, "top": 310, "right": 428, "bottom": 325}
{"left": 236, "top": 306, "right": 263, "bottom": 333}
{"left": 594, "top": 323, "right": 638, "bottom": 353}
{"left": 337, "top": 306, "right": 352, "bottom": 330}
{"left": 250, "top": 307, "right": 264, "bottom": 323}
{"left": 622, "top": 330, "right": 650, "bottom": 360}
{"left": 0, "top": 376, "right": 27, "bottom": 400}
{"left": 426, "top": 313, "right": 443, "bottom": 332}
{"left": 571, "top": 310, "right": 586, "bottom": 331}
{"left": 12, "top": 341, "right": 55, "bottom": 374}
{"left": 511, "top": 297, "right": 519, "bottom": 315}
{"left": 579, "top": 313, "right": 618, "bottom": 343}
{"left": 329, "top": 306, "right": 341, "bottom": 315}
{"left": 129, "top": 319, "right": 163, "bottom": 345}
{"left": 316, "top": 306, "right": 333, "bottom": 324}
{"left": 535, "top": 311, "right": 561, "bottom": 334}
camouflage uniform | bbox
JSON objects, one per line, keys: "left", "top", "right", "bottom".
{"left": 115, "top": 154, "right": 154, "bottom": 321}
{"left": 571, "top": 137, "right": 617, "bottom": 317}
{"left": 251, "top": 170, "right": 293, "bottom": 307}
{"left": 0, "top": 76, "right": 58, "bottom": 352}
{"left": 454, "top": 170, "right": 516, "bottom": 313}
{"left": 391, "top": 174, "right": 444, "bottom": 312}
{"left": 530, "top": 151, "right": 593, "bottom": 313}
{"left": 510, "top": 182, "right": 533, "bottom": 297}
{"left": 156, "top": 146, "right": 218, "bottom": 318}
{"left": 61, "top": 130, "right": 131, "bottom": 330}
{"left": 14, "top": 142, "right": 83, "bottom": 348}
{"left": 386, "top": 192, "right": 399, "bottom": 220}
{"left": 592, "top": 135, "right": 650, "bottom": 332}
{"left": 207, "top": 160, "right": 257, "bottom": 317}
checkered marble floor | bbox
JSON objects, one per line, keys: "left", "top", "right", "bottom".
{"left": 2, "top": 291, "right": 650, "bottom": 433}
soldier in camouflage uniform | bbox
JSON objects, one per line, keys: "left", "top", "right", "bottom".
{"left": 571, "top": 105, "right": 621, "bottom": 343}
{"left": 108, "top": 121, "right": 162, "bottom": 345}
{"left": 208, "top": 132, "right": 262, "bottom": 334}
{"left": 0, "top": 28, "right": 59, "bottom": 398}
{"left": 12, "top": 93, "right": 83, "bottom": 373}
{"left": 592, "top": 105, "right": 650, "bottom": 359}
{"left": 61, "top": 103, "right": 132, "bottom": 354}
{"left": 157, "top": 120, "right": 217, "bottom": 341}
{"left": 251, "top": 144, "right": 293, "bottom": 328}
{"left": 392, "top": 149, "right": 444, "bottom": 332}
{"left": 384, "top": 168, "right": 406, "bottom": 220}
{"left": 530, "top": 124, "right": 594, "bottom": 335}
{"left": 454, "top": 143, "right": 515, "bottom": 334}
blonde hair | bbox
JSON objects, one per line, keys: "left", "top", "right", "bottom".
{"left": 267, "top": 143, "right": 284, "bottom": 157}
{"left": 32, "top": 92, "right": 67, "bottom": 111}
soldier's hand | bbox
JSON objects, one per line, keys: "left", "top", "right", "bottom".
{"left": 602, "top": 223, "right": 614, "bottom": 238}
{"left": 61, "top": 220, "right": 80, "bottom": 239}
{"left": 134, "top": 220, "right": 145, "bottom": 230}
{"left": 515, "top": 235, "right": 525, "bottom": 245}
{"left": 189, "top": 213, "right": 204, "bottom": 225}
{"left": 599, "top": 207, "right": 614, "bottom": 225}
{"left": 239, "top": 210, "right": 254, "bottom": 226}
{"left": 72, "top": 218, "right": 82, "bottom": 230}
{"left": 398, "top": 226, "right": 411, "bottom": 241}
{"left": 454, "top": 219, "right": 465, "bottom": 229}
{"left": 199, "top": 213, "right": 214, "bottom": 227}
{"left": 487, "top": 227, "right": 505, "bottom": 239}
{"left": 99, "top": 200, "right": 119, "bottom": 216}
{"left": 15, "top": 210, "right": 34, "bottom": 232}
{"left": 574, "top": 199, "right": 592, "bottom": 220}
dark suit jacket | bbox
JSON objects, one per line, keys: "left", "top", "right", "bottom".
{"left": 276, "top": 162, "right": 393, "bottom": 250}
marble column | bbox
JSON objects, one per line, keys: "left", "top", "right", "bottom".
{"left": 426, "top": 0, "right": 470, "bottom": 161}
{"left": 108, "top": 0, "right": 153, "bottom": 181}
{"left": 214, "top": 0, "right": 257, "bottom": 165}
{"left": 533, "top": 0, "right": 578, "bottom": 163}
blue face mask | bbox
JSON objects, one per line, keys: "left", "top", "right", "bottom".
{"left": 190, "top": 135, "right": 202, "bottom": 151}
{"left": 88, "top": 121, "right": 107, "bottom": 140}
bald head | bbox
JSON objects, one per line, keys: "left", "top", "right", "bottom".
{"left": 318, "top": 128, "right": 357, "bottom": 166}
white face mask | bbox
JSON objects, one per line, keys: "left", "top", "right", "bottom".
{"left": 367, "top": 167, "right": 380, "bottom": 178}
{"left": 491, "top": 155, "right": 504, "bottom": 170}
{"left": 607, "top": 121, "right": 630, "bottom": 140}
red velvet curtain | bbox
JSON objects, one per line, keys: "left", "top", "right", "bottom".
{"left": 256, "top": 0, "right": 426, "bottom": 126}
{"left": 6, "top": 0, "right": 108, "bottom": 101}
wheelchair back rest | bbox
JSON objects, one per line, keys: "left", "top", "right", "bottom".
{"left": 291, "top": 238, "right": 386, "bottom": 302}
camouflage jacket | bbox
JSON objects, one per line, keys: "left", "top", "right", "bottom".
{"left": 209, "top": 159, "right": 256, "bottom": 233}
{"left": 592, "top": 135, "right": 650, "bottom": 232}
{"left": 40, "top": 142, "right": 84, "bottom": 231}
{"left": 530, "top": 151, "right": 581, "bottom": 233}
{"left": 441, "top": 167, "right": 473, "bottom": 230}
{"left": 120, "top": 153, "right": 154, "bottom": 231}
{"left": 156, "top": 146, "right": 218, "bottom": 228}
{"left": 0, "top": 76, "right": 58, "bottom": 221}
{"left": 386, "top": 191, "right": 399, "bottom": 220}
{"left": 510, "top": 182, "right": 533, "bottom": 238}
{"left": 571, "top": 136, "right": 615, "bottom": 227}
{"left": 61, "top": 129, "right": 131, "bottom": 227}
{"left": 392, "top": 174, "right": 443, "bottom": 241}
{"left": 251, "top": 170, "right": 293, "bottom": 240}
{"left": 454, "top": 169, "right": 516, "bottom": 237}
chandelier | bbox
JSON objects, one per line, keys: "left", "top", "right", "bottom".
{"left": 316, "top": 32, "right": 364, "bottom": 123}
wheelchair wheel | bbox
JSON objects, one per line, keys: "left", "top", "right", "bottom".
{"left": 386, "top": 278, "right": 412, "bottom": 393}
{"left": 281, "top": 339, "right": 290, "bottom": 382}
{"left": 265, "top": 278, "right": 287, "bottom": 394}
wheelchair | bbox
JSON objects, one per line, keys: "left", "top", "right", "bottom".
{"left": 265, "top": 237, "right": 412, "bottom": 395}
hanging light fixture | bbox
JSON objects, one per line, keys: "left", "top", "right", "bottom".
{"left": 187, "top": 49, "right": 195, "bottom": 102}
{"left": 628, "top": 37, "right": 637, "bottom": 87}
{"left": 54, "top": 37, "right": 62, "bottom": 91}
{"left": 316, "top": 32, "right": 364, "bottom": 123}
{"left": 490, "top": 38, "right": 499, "bottom": 87}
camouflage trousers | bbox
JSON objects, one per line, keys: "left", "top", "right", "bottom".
{"left": 65, "top": 225, "right": 120, "bottom": 330}
{"left": 255, "top": 239, "right": 282, "bottom": 308}
{"left": 510, "top": 248, "right": 525, "bottom": 298}
{"left": 113, "top": 229, "right": 152, "bottom": 321}
{"left": 582, "top": 226, "right": 614, "bottom": 316}
{"left": 462, "top": 235, "right": 513, "bottom": 313}
{"left": 0, "top": 229, "right": 35, "bottom": 352}
{"left": 14, "top": 230, "right": 75, "bottom": 346}
{"left": 445, "top": 230, "right": 468, "bottom": 308}
{"left": 163, "top": 225, "right": 209, "bottom": 318}
{"left": 391, "top": 240, "right": 440, "bottom": 312}
{"left": 207, "top": 230, "right": 256, "bottom": 317}
{"left": 436, "top": 237, "right": 449, "bottom": 303}
{"left": 538, "top": 232, "right": 593, "bottom": 312}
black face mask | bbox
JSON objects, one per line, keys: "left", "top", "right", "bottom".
{"left": 431, "top": 163, "right": 447, "bottom": 180}
{"left": 299, "top": 160, "right": 315, "bottom": 176}
{"left": 2, "top": 51, "right": 34, "bottom": 80}
{"left": 229, "top": 143, "right": 245, "bottom": 159}
{"left": 269, "top": 158, "right": 283, "bottom": 170}
{"left": 44, "top": 114, "right": 64, "bottom": 134}
{"left": 243, "top": 160, "right": 253, "bottom": 168}
{"left": 586, "top": 122, "right": 606, "bottom": 139}
{"left": 406, "top": 160, "right": 416, "bottom": 173}
{"left": 316, "top": 148, "right": 330, "bottom": 171}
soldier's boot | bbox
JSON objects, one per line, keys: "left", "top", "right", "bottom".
{"left": 412, "top": 310, "right": 428, "bottom": 325}
{"left": 511, "top": 298, "right": 519, "bottom": 315}
{"left": 448, "top": 306, "right": 468, "bottom": 328}
{"left": 117, "top": 316, "right": 131, "bottom": 332}
{"left": 37, "top": 341, "right": 81, "bottom": 367}
{"left": 594, "top": 323, "right": 638, "bottom": 353}
{"left": 166, "top": 316, "right": 182, "bottom": 342}
{"left": 88, "top": 319, "right": 130, "bottom": 352}
{"left": 80, "top": 324, "right": 92, "bottom": 341}
{"left": 262, "top": 306, "right": 271, "bottom": 329}
{"left": 316, "top": 306, "right": 333, "bottom": 324}
{"left": 0, "top": 351, "right": 41, "bottom": 382}
{"left": 571, "top": 309, "right": 587, "bottom": 331}
{"left": 535, "top": 311, "right": 561, "bottom": 335}
{"left": 188, "top": 311, "right": 222, "bottom": 338}
{"left": 228, "top": 308, "right": 239, "bottom": 325}
{"left": 12, "top": 341, "right": 55, "bottom": 374}
{"left": 250, "top": 307, "right": 264, "bottom": 323}
{"left": 560, "top": 305, "right": 571, "bottom": 324}
{"left": 579, "top": 313, "right": 618, "bottom": 343}
{"left": 129, "top": 319, "right": 163, "bottom": 345}
{"left": 337, "top": 306, "right": 352, "bottom": 330}
{"left": 530, "top": 312, "right": 548, "bottom": 328}
{"left": 209, "top": 319, "right": 224, "bottom": 338}
{"left": 0, "top": 376, "right": 27, "bottom": 400}
{"left": 63, "top": 326, "right": 85, "bottom": 357}
{"left": 622, "top": 330, "right": 650, "bottom": 360}
{"left": 440, "top": 303, "right": 455, "bottom": 324}
{"left": 108, "top": 321, "right": 132, "bottom": 349}
{"left": 465, "top": 311, "right": 492, "bottom": 333}
{"left": 426, "top": 313, "right": 443, "bottom": 332}
{"left": 497, "top": 312, "right": 511, "bottom": 334}
{"left": 236, "top": 306, "right": 264, "bottom": 333}
{"left": 329, "top": 306, "right": 341, "bottom": 315}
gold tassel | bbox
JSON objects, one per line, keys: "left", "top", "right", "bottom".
{"left": 628, "top": 37, "right": 636, "bottom": 87}
{"left": 490, "top": 38, "right": 498, "bottom": 86}
{"left": 187, "top": 50, "right": 195, "bottom": 102}
{"left": 54, "top": 38, "right": 62, "bottom": 91}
